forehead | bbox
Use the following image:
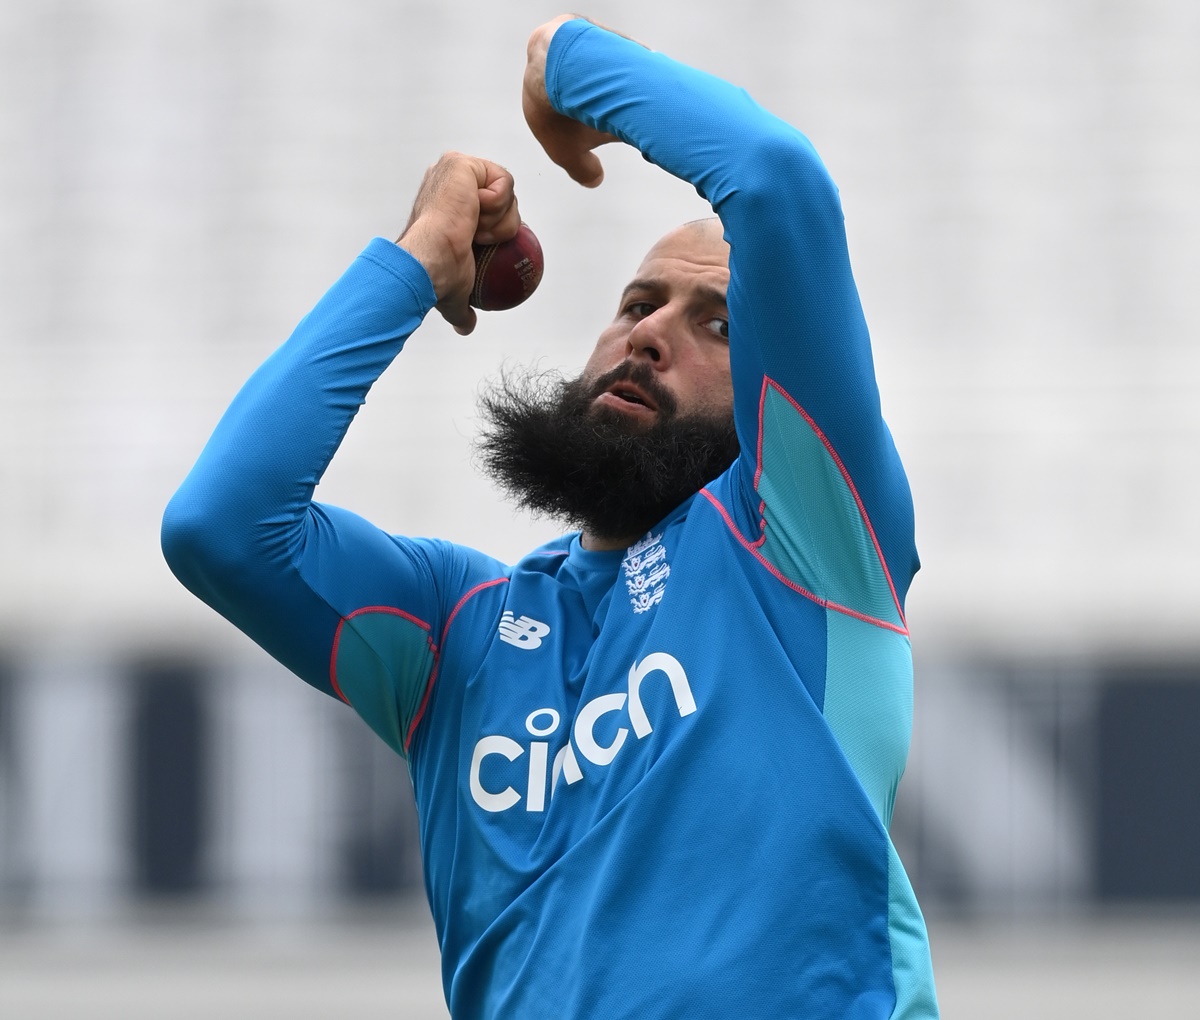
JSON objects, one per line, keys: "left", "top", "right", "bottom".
{"left": 633, "top": 222, "right": 730, "bottom": 287}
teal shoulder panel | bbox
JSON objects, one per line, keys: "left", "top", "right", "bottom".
{"left": 823, "top": 610, "right": 912, "bottom": 826}
{"left": 757, "top": 384, "right": 903, "bottom": 629}
{"left": 887, "top": 840, "right": 940, "bottom": 1019}
{"left": 333, "top": 609, "right": 437, "bottom": 758}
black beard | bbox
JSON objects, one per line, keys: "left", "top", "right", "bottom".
{"left": 476, "top": 362, "right": 740, "bottom": 545}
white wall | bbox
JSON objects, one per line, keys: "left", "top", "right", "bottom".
{"left": 2, "top": 0, "right": 1198, "bottom": 927}
{"left": 1, "top": 0, "right": 1196, "bottom": 659}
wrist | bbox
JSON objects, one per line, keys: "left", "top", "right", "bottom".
{"left": 396, "top": 221, "right": 461, "bottom": 301}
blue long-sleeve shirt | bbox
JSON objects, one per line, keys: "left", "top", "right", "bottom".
{"left": 164, "top": 19, "right": 936, "bottom": 1019}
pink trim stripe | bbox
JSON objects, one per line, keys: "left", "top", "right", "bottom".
{"left": 699, "top": 488, "right": 908, "bottom": 636}
{"left": 404, "top": 576, "right": 510, "bottom": 752}
{"left": 328, "top": 626, "right": 351, "bottom": 705}
{"left": 346, "top": 604, "right": 431, "bottom": 630}
{"left": 757, "top": 376, "right": 907, "bottom": 629}
{"left": 329, "top": 605, "right": 436, "bottom": 706}
{"left": 753, "top": 378, "right": 769, "bottom": 492}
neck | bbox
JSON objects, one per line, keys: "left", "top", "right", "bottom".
{"left": 580, "top": 530, "right": 637, "bottom": 552}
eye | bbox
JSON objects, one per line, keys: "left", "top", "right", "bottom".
{"left": 625, "top": 301, "right": 656, "bottom": 319}
{"left": 704, "top": 317, "right": 730, "bottom": 341}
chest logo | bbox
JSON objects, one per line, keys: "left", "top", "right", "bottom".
{"left": 468, "top": 652, "right": 696, "bottom": 814}
{"left": 622, "top": 531, "right": 670, "bottom": 614}
{"left": 498, "top": 611, "right": 551, "bottom": 649}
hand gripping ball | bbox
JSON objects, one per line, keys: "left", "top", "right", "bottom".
{"left": 469, "top": 223, "right": 545, "bottom": 311}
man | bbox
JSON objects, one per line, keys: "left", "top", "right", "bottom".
{"left": 163, "top": 14, "right": 938, "bottom": 1020}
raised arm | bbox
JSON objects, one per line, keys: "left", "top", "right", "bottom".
{"left": 525, "top": 17, "right": 918, "bottom": 617}
{"left": 161, "top": 155, "right": 518, "bottom": 755}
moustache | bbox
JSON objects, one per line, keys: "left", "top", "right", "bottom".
{"left": 584, "top": 361, "right": 678, "bottom": 418}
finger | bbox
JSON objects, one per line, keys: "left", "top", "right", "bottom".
{"left": 530, "top": 115, "right": 615, "bottom": 188}
{"left": 563, "top": 150, "right": 605, "bottom": 189}
{"left": 453, "top": 308, "right": 477, "bottom": 337}
{"left": 477, "top": 159, "right": 514, "bottom": 198}
{"left": 475, "top": 198, "right": 522, "bottom": 245}
{"left": 474, "top": 166, "right": 520, "bottom": 243}
{"left": 439, "top": 298, "right": 477, "bottom": 336}
{"left": 541, "top": 135, "right": 605, "bottom": 189}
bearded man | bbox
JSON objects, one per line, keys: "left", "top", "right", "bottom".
{"left": 163, "top": 14, "right": 938, "bottom": 1020}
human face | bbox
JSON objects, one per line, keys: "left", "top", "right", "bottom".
{"left": 583, "top": 220, "right": 733, "bottom": 427}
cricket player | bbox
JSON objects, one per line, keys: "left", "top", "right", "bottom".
{"left": 163, "top": 14, "right": 938, "bottom": 1018}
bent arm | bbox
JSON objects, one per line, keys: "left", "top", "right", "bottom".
{"left": 162, "top": 241, "right": 454, "bottom": 752}
{"left": 165, "top": 155, "right": 522, "bottom": 756}
{"left": 544, "top": 20, "right": 918, "bottom": 612}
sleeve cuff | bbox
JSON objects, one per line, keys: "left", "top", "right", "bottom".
{"left": 545, "top": 17, "right": 600, "bottom": 116}
{"left": 358, "top": 237, "right": 439, "bottom": 317}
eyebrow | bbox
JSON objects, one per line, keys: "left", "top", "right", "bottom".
{"left": 620, "top": 277, "right": 729, "bottom": 310}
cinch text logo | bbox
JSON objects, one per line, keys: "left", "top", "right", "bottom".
{"left": 469, "top": 652, "right": 696, "bottom": 813}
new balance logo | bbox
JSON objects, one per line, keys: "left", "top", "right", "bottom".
{"left": 498, "top": 612, "right": 551, "bottom": 649}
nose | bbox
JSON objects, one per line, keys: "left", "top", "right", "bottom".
{"left": 627, "top": 307, "right": 674, "bottom": 369}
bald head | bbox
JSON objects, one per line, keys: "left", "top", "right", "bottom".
{"left": 638, "top": 217, "right": 729, "bottom": 273}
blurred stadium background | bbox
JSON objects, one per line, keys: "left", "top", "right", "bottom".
{"left": 1, "top": 1, "right": 1198, "bottom": 1016}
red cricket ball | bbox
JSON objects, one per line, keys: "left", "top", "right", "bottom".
{"left": 469, "top": 223, "right": 545, "bottom": 311}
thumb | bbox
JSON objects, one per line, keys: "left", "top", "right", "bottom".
{"left": 565, "top": 151, "right": 605, "bottom": 189}
{"left": 542, "top": 134, "right": 607, "bottom": 189}
{"left": 439, "top": 299, "right": 477, "bottom": 337}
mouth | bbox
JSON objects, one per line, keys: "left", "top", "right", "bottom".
{"left": 603, "top": 382, "right": 657, "bottom": 412}
{"left": 593, "top": 382, "right": 660, "bottom": 420}
{"left": 583, "top": 362, "right": 676, "bottom": 422}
